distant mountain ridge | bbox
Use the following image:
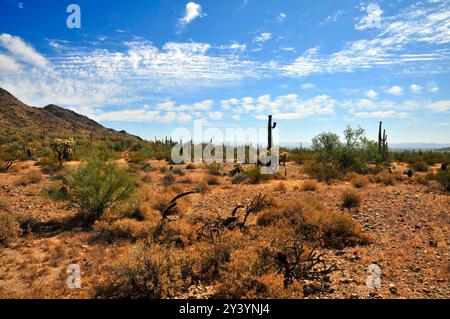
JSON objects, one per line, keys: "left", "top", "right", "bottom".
{"left": 0, "top": 87, "right": 141, "bottom": 140}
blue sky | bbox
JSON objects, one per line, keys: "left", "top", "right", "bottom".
{"left": 0, "top": 0, "right": 449, "bottom": 144}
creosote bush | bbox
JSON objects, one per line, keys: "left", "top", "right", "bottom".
{"left": 68, "top": 158, "right": 136, "bottom": 223}
{"left": 256, "top": 198, "right": 369, "bottom": 248}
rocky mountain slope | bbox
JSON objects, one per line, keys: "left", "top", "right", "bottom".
{"left": 0, "top": 88, "right": 140, "bottom": 140}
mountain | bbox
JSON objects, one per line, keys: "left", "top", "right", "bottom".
{"left": 0, "top": 87, "right": 141, "bottom": 140}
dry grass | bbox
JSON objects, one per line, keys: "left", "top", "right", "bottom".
{"left": 257, "top": 198, "right": 369, "bottom": 248}
{"left": 14, "top": 171, "right": 42, "bottom": 186}
{"left": 369, "top": 172, "right": 394, "bottom": 186}
{"left": 302, "top": 180, "right": 318, "bottom": 191}
{"left": 0, "top": 212, "right": 21, "bottom": 246}
{"left": 351, "top": 175, "right": 369, "bottom": 188}
{"left": 341, "top": 190, "right": 361, "bottom": 209}
{"left": 273, "top": 181, "right": 287, "bottom": 193}
{"left": 0, "top": 197, "right": 11, "bottom": 212}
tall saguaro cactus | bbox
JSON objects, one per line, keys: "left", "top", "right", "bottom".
{"left": 267, "top": 115, "right": 277, "bottom": 152}
{"left": 378, "top": 121, "right": 388, "bottom": 161}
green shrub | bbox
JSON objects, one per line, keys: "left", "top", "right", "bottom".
{"left": 171, "top": 166, "right": 185, "bottom": 176}
{"left": 243, "top": 166, "right": 273, "bottom": 184}
{"left": 303, "top": 162, "right": 341, "bottom": 182}
{"left": 45, "top": 182, "right": 70, "bottom": 201}
{"left": 68, "top": 158, "right": 136, "bottom": 223}
{"left": 231, "top": 173, "right": 246, "bottom": 184}
{"left": 35, "top": 157, "right": 61, "bottom": 174}
{"left": 207, "top": 162, "right": 225, "bottom": 176}
{"left": 207, "top": 176, "right": 220, "bottom": 185}
{"left": 434, "top": 169, "right": 450, "bottom": 191}
{"left": 411, "top": 160, "right": 428, "bottom": 172}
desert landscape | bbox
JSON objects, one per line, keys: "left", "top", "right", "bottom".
{"left": 0, "top": 1, "right": 449, "bottom": 303}
{"left": 0, "top": 87, "right": 448, "bottom": 299}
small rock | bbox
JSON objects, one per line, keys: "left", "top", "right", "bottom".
{"left": 389, "top": 283, "right": 398, "bottom": 295}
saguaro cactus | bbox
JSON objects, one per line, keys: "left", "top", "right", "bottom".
{"left": 267, "top": 115, "right": 277, "bottom": 151}
{"left": 378, "top": 121, "right": 388, "bottom": 161}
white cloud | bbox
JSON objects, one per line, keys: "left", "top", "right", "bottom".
{"left": 277, "top": 13, "right": 287, "bottom": 22}
{"left": 426, "top": 100, "right": 450, "bottom": 112}
{"left": 0, "top": 33, "right": 48, "bottom": 69}
{"left": 225, "top": 93, "right": 336, "bottom": 120}
{"left": 209, "top": 111, "right": 224, "bottom": 120}
{"left": 410, "top": 84, "right": 422, "bottom": 93}
{"left": 0, "top": 53, "right": 22, "bottom": 72}
{"left": 351, "top": 110, "right": 408, "bottom": 118}
{"left": 428, "top": 83, "right": 439, "bottom": 93}
{"left": 366, "top": 89, "right": 378, "bottom": 99}
{"left": 386, "top": 85, "right": 403, "bottom": 96}
{"left": 178, "top": 2, "right": 206, "bottom": 30}
{"left": 301, "top": 83, "right": 315, "bottom": 90}
{"left": 253, "top": 32, "right": 272, "bottom": 43}
{"left": 355, "top": 3, "right": 383, "bottom": 31}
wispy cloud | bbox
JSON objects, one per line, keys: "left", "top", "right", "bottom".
{"left": 282, "top": 1, "right": 450, "bottom": 77}
{"left": 355, "top": 3, "right": 383, "bottom": 31}
{"left": 0, "top": 33, "right": 49, "bottom": 69}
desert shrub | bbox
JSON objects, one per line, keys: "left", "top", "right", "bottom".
{"left": 35, "top": 157, "right": 61, "bottom": 174}
{"left": 45, "top": 182, "right": 70, "bottom": 201}
{"left": 93, "top": 219, "right": 151, "bottom": 242}
{"left": 320, "top": 212, "right": 370, "bottom": 248}
{"left": 341, "top": 190, "right": 361, "bottom": 209}
{"left": 256, "top": 199, "right": 369, "bottom": 248}
{"left": 185, "top": 163, "right": 197, "bottom": 170}
{"left": 207, "top": 162, "right": 225, "bottom": 176}
{"left": 243, "top": 166, "right": 273, "bottom": 184}
{"left": 231, "top": 173, "right": 246, "bottom": 184}
{"left": 162, "top": 171, "right": 176, "bottom": 185}
{"left": 369, "top": 172, "right": 394, "bottom": 186}
{"left": 415, "top": 176, "right": 429, "bottom": 185}
{"left": 351, "top": 176, "right": 368, "bottom": 188}
{"left": 14, "top": 171, "right": 42, "bottom": 186}
{"left": 177, "top": 176, "right": 193, "bottom": 184}
{"left": 432, "top": 169, "right": 450, "bottom": 191}
{"left": 94, "top": 243, "right": 187, "bottom": 298}
{"left": 411, "top": 160, "right": 428, "bottom": 172}
{"left": 194, "top": 181, "right": 210, "bottom": 194}
{"left": 68, "top": 158, "right": 136, "bottom": 223}
{"left": 0, "top": 212, "right": 21, "bottom": 246}
{"left": 171, "top": 166, "right": 185, "bottom": 176}
{"left": 303, "top": 162, "right": 341, "bottom": 182}
{"left": 302, "top": 180, "right": 318, "bottom": 191}
{"left": 206, "top": 176, "right": 220, "bottom": 185}
{"left": 274, "top": 182, "right": 287, "bottom": 193}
